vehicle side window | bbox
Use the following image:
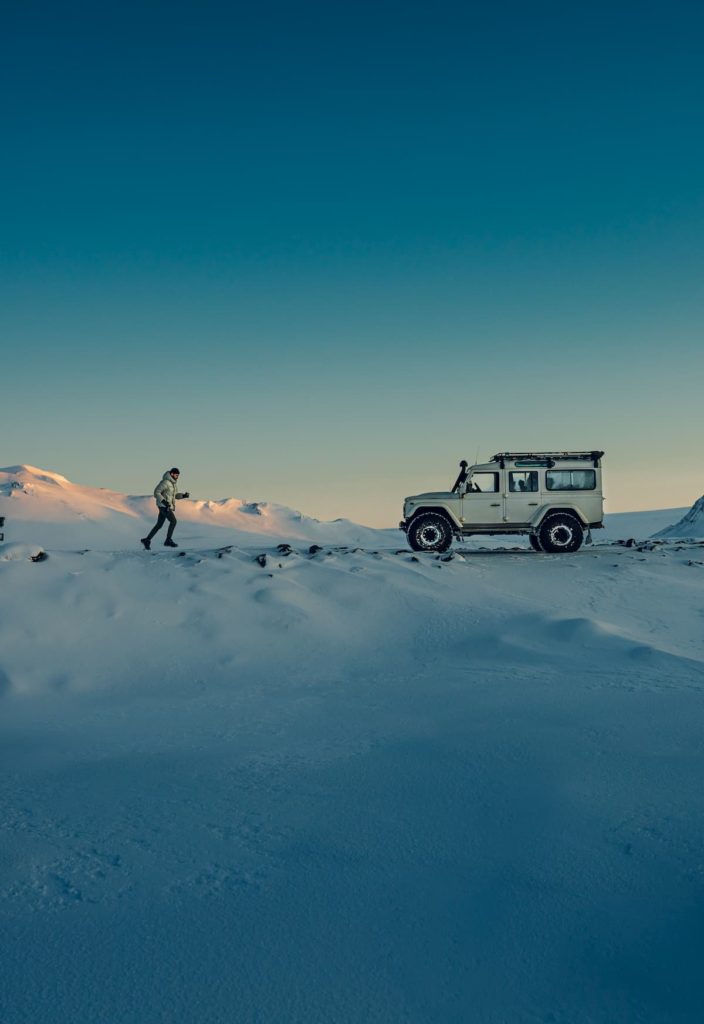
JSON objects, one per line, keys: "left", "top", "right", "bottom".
{"left": 546, "top": 470, "right": 596, "bottom": 491}
{"left": 509, "top": 471, "right": 538, "bottom": 493}
{"left": 468, "top": 472, "right": 499, "bottom": 493}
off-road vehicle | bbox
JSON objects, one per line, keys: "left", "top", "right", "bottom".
{"left": 400, "top": 451, "right": 605, "bottom": 553}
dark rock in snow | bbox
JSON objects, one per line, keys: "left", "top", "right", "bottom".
{"left": 276, "top": 543, "right": 293, "bottom": 555}
{"left": 30, "top": 550, "right": 48, "bottom": 562}
{"left": 241, "top": 502, "right": 264, "bottom": 516}
{"left": 308, "top": 544, "right": 323, "bottom": 555}
{"left": 255, "top": 553, "right": 267, "bottom": 567}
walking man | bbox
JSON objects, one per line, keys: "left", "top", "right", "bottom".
{"left": 141, "top": 468, "right": 189, "bottom": 549}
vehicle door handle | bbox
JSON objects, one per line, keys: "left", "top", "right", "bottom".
{"left": 528, "top": 502, "right": 539, "bottom": 506}
{"left": 490, "top": 502, "right": 501, "bottom": 507}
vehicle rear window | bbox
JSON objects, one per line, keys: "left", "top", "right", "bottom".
{"left": 546, "top": 470, "right": 596, "bottom": 491}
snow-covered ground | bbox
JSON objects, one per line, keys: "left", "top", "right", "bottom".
{"left": 2, "top": 466, "right": 704, "bottom": 1023}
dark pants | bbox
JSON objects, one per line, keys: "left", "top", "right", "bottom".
{"left": 146, "top": 505, "right": 177, "bottom": 542}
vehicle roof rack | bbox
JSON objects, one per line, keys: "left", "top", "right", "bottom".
{"left": 490, "top": 451, "right": 604, "bottom": 468}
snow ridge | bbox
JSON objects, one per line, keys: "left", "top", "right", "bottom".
{"left": 652, "top": 494, "right": 704, "bottom": 539}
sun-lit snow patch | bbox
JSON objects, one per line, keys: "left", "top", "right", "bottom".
{"left": 1, "top": 464, "right": 71, "bottom": 485}
{"left": 0, "top": 463, "right": 390, "bottom": 550}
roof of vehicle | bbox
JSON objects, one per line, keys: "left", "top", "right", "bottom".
{"left": 471, "top": 451, "right": 604, "bottom": 471}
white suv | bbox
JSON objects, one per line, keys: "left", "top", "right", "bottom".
{"left": 401, "top": 451, "right": 605, "bottom": 553}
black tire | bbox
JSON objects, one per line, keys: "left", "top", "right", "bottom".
{"left": 529, "top": 534, "right": 543, "bottom": 552}
{"left": 407, "top": 513, "right": 454, "bottom": 553}
{"left": 538, "top": 513, "right": 583, "bottom": 553}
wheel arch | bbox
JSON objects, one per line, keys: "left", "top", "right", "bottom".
{"left": 408, "top": 506, "right": 461, "bottom": 531}
{"left": 533, "top": 505, "right": 588, "bottom": 527}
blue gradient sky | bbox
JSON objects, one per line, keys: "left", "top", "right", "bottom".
{"left": 2, "top": 0, "right": 703, "bottom": 525}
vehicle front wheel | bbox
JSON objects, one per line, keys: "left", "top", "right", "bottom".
{"left": 407, "top": 513, "right": 454, "bottom": 553}
{"left": 538, "top": 513, "right": 584, "bottom": 553}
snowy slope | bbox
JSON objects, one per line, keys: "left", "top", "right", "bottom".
{"left": 0, "top": 464, "right": 390, "bottom": 550}
{"left": 602, "top": 504, "right": 691, "bottom": 540}
{"left": 652, "top": 493, "right": 704, "bottom": 539}
{"left": 2, "top": 467, "right": 704, "bottom": 1023}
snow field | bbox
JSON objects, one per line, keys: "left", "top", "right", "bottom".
{"left": 2, "top": 464, "right": 704, "bottom": 1022}
{"left": 2, "top": 534, "right": 704, "bottom": 1022}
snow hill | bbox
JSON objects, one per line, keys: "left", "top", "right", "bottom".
{"left": 2, "top": 464, "right": 704, "bottom": 1023}
{"left": 652, "top": 493, "right": 704, "bottom": 539}
{"left": 0, "top": 464, "right": 389, "bottom": 550}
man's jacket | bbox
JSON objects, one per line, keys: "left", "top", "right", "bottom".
{"left": 154, "top": 472, "right": 185, "bottom": 510}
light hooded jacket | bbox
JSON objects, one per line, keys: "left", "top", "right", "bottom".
{"left": 154, "top": 472, "right": 186, "bottom": 510}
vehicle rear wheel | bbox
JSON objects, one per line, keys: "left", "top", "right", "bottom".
{"left": 529, "top": 534, "right": 543, "bottom": 552}
{"left": 538, "top": 513, "right": 584, "bottom": 553}
{"left": 407, "top": 513, "right": 454, "bottom": 553}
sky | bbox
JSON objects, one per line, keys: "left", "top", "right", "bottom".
{"left": 1, "top": 0, "right": 703, "bottom": 526}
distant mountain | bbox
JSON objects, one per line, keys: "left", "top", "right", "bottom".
{"left": 652, "top": 495, "right": 704, "bottom": 539}
{"left": 0, "top": 465, "right": 390, "bottom": 550}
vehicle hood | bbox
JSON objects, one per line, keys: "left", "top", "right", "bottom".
{"left": 405, "top": 492, "right": 455, "bottom": 502}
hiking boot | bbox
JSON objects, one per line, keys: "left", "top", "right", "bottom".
{"left": 140, "top": 538, "right": 151, "bottom": 550}
{"left": 164, "top": 539, "right": 178, "bottom": 548}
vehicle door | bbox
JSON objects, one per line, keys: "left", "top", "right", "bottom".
{"left": 461, "top": 470, "right": 504, "bottom": 525}
{"left": 505, "top": 469, "right": 541, "bottom": 524}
